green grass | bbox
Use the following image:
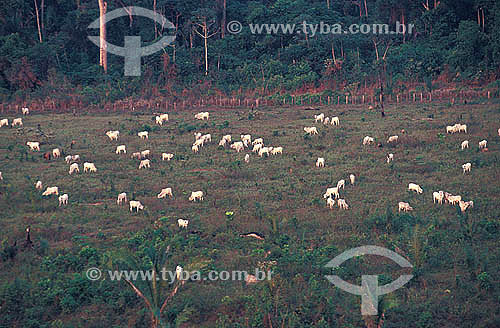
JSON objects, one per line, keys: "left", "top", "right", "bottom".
{"left": 0, "top": 103, "right": 499, "bottom": 327}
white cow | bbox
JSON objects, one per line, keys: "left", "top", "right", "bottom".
{"left": 324, "top": 187, "right": 339, "bottom": 199}
{"left": 129, "top": 200, "right": 144, "bottom": 212}
{"left": 178, "top": 219, "right": 189, "bottom": 228}
{"left": 195, "top": 112, "right": 210, "bottom": 120}
{"left": 26, "top": 141, "right": 40, "bottom": 151}
{"left": 258, "top": 147, "right": 271, "bottom": 157}
{"left": 252, "top": 143, "right": 263, "bottom": 153}
{"left": 387, "top": 153, "right": 394, "bottom": 163}
{"left": 337, "top": 179, "right": 345, "bottom": 190}
{"left": 433, "top": 191, "right": 444, "bottom": 204}
{"left": 157, "top": 188, "right": 173, "bottom": 199}
{"left": 461, "top": 140, "right": 469, "bottom": 150}
{"left": 117, "top": 192, "right": 127, "bottom": 205}
{"left": 337, "top": 199, "right": 349, "bottom": 210}
{"left": 116, "top": 145, "right": 126, "bottom": 154}
{"left": 230, "top": 142, "right": 244, "bottom": 153}
{"left": 189, "top": 191, "right": 204, "bottom": 202}
{"left": 42, "top": 186, "right": 59, "bottom": 196}
{"left": 314, "top": 113, "right": 324, "bottom": 123}
{"left": 156, "top": 113, "right": 169, "bottom": 125}
{"left": 398, "top": 202, "right": 413, "bottom": 212}
{"left": 316, "top": 157, "right": 325, "bottom": 167}
{"left": 12, "top": 118, "right": 23, "bottom": 127}
{"left": 252, "top": 138, "right": 263, "bottom": 145}
{"left": 479, "top": 140, "right": 487, "bottom": 149}
{"left": 162, "top": 153, "right": 174, "bottom": 161}
{"left": 408, "top": 183, "right": 423, "bottom": 194}
{"left": 22, "top": 107, "right": 29, "bottom": 115}
{"left": 363, "top": 136, "right": 374, "bottom": 145}
{"left": 0, "top": 119, "right": 8, "bottom": 127}
{"left": 271, "top": 147, "right": 283, "bottom": 155}
{"left": 35, "top": 180, "right": 43, "bottom": 190}
{"left": 304, "top": 127, "right": 319, "bottom": 135}
{"left": 245, "top": 154, "right": 250, "bottom": 163}
{"left": 331, "top": 117, "right": 340, "bottom": 126}
{"left": 58, "top": 194, "right": 69, "bottom": 206}
{"left": 139, "top": 159, "right": 150, "bottom": 169}
{"left": 138, "top": 131, "right": 149, "bottom": 139}
{"left": 387, "top": 135, "right": 399, "bottom": 143}
{"left": 326, "top": 197, "right": 335, "bottom": 209}
{"left": 202, "top": 134, "right": 212, "bottom": 143}
{"left": 69, "top": 163, "right": 79, "bottom": 175}
{"left": 83, "top": 162, "right": 97, "bottom": 172}
{"left": 52, "top": 148, "right": 61, "bottom": 158}
{"left": 459, "top": 200, "right": 474, "bottom": 213}
{"left": 106, "top": 130, "right": 119, "bottom": 141}
{"left": 65, "top": 155, "right": 80, "bottom": 163}
{"left": 349, "top": 174, "right": 355, "bottom": 185}
{"left": 446, "top": 195, "right": 462, "bottom": 205}
{"left": 462, "top": 162, "right": 471, "bottom": 174}
{"left": 218, "top": 139, "right": 227, "bottom": 147}
{"left": 241, "top": 134, "right": 252, "bottom": 145}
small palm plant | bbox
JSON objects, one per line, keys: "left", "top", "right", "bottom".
{"left": 106, "top": 245, "right": 185, "bottom": 328}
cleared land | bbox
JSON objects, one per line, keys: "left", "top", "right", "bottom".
{"left": 0, "top": 102, "right": 499, "bottom": 327}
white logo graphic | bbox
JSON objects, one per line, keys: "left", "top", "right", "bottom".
{"left": 325, "top": 245, "right": 413, "bottom": 315}
{"left": 88, "top": 6, "right": 176, "bottom": 76}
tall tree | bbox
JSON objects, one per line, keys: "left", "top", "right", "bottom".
{"left": 98, "top": 0, "right": 107, "bottom": 73}
{"left": 192, "top": 8, "right": 219, "bottom": 75}
{"left": 34, "top": 0, "right": 42, "bottom": 42}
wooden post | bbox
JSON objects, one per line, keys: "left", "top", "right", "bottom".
{"left": 362, "top": 95, "right": 365, "bottom": 103}
{"left": 346, "top": 95, "right": 348, "bottom": 104}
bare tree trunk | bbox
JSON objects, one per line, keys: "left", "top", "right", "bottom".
{"left": 34, "top": 0, "right": 42, "bottom": 43}
{"left": 373, "top": 39, "right": 379, "bottom": 62}
{"left": 326, "top": 0, "right": 330, "bottom": 9}
{"left": 364, "top": 0, "right": 368, "bottom": 16}
{"left": 41, "top": 0, "right": 44, "bottom": 31}
{"left": 98, "top": 0, "right": 107, "bottom": 73}
{"left": 153, "top": 0, "right": 157, "bottom": 37}
{"left": 193, "top": 18, "right": 219, "bottom": 75}
{"left": 204, "top": 27, "right": 208, "bottom": 75}
{"left": 331, "top": 43, "right": 336, "bottom": 64}
{"left": 482, "top": 8, "right": 485, "bottom": 32}
{"left": 221, "top": 0, "right": 226, "bottom": 38}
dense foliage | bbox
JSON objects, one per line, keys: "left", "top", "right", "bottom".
{"left": 1, "top": 0, "right": 500, "bottom": 104}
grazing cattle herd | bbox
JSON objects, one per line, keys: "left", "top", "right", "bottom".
{"left": 0, "top": 107, "right": 498, "bottom": 232}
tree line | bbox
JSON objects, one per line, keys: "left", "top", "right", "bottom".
{"left": 0, "top": 0, "right": 499, "bottom": 105}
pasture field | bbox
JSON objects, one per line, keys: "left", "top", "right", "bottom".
{"left": 0, "top": 102, "right": 499, "bottom": 327}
